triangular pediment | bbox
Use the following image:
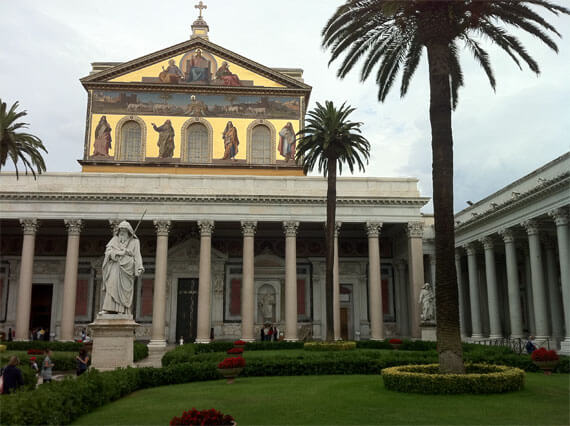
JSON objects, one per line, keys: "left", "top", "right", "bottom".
{"left": 81, "top": 38, "right": 310, "bottom": 91}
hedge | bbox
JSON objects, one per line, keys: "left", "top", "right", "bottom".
{"left": 2, "top": 341, "right": 83, "bottom": 352}
{"left": 304, "top": 341, "right": 357, "bottom": 351}
{"left": 382, "top": 363, "right": 525, "bottom": 394}
{"left": 133, "top": 342, "right": 149, "bottom": 362}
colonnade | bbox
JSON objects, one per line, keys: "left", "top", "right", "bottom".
{"left": 12, "top": 218, "right": 427, "bottom": 342}
{"left": 456, "top": 208, "right": 569, "bottom": 348}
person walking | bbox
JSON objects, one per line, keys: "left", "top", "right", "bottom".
{"left": 41, "top": 349, "right": 54, "bottom": 383}
{"left": 76, "top": 349, "right": 90, "bottom": 376}
{"left": 2, "top": 356, "right": 24, "bottom": 394}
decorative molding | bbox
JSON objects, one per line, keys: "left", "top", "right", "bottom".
{"left": 64, "top": 219, "right": 83, "bottom": 235}
{"left": 406, "top": 221, "right": 423, "bottom": 238}
{"left": 480, "top": 236, "right": 494, "bottom": 250}
{"left": 153, "top": 220, "right": 171, "bottom": 236}
{"left": 365, "top": 222, "right": 382, "bottom": 238}
{"left": 20, "top": 218, "right": 38, "bottom": 235}
{"left": 498, "top": 228, "right": 515, "bottom": 244}
{"left": 241, "top": 221, "right": 257, "bottom": 237}
{"left": 180, "top": 117, "right": 213, "bottom": 163}
{"left": 114, "top": 115, "right": 147, "bottom": 161}
{"left": 246, "top": 119, "right": 276, "bottom": 165}
{"left": 521, "top": 219, "right": 540, "bottom": 236}
{"left": 197, "top": 219, "right": 214, "bottom": 236}
{"left": 283, "top": 221, "right": 299, "bottom": 237}
{"left": 549, "top": 208, "right": 569, "bottom": 226}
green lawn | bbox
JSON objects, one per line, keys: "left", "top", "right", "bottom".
{"left": 74, "top": 373, "right": 569, "bottom": 425}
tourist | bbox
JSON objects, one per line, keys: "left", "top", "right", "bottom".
{"left": 2, "top": 356, "right": 24, "bottom": 394}
{"left": 267, "top": 326, "right": 274, "bottom": 341}
{"left": 76, "top": 349, "right": 89, "bottom": 376}
{"left": 29, "top": 356, "right": 39, "bottom": 376}
{"left": 41, "top": 349, "right": 54, "bottom": 383}
{"left": 525, "top": 336, "right": 537, "bottom": 354}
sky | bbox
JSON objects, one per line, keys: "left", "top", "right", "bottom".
{"left": 1, "top": 0, "right": 569, "bottom": 213}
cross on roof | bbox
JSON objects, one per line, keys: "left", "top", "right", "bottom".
{"left": 195, "top": 1, "right": 207, "bottom": 18}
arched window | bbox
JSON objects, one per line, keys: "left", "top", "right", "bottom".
{"left": 120, "top": 120, "right": 143, "bottom": 161}
{"left": 251, "top": 125, "right": 271, "bottom": 164}
{"left": 187, "top": 123, "right": 209, "bottom": 163}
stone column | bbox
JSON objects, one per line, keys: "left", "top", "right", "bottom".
{"left": 333, "top": 221, "right": 341, "bottom": 341}
{"left": 454, "top": 249, "right": 467, "bottom": 338}
{"left": 241, "top": 221, "right": 257, "bottom": 342}
{"left": 522, "top": 219, "right": 549, "bottom": 340}
{"left": 366, "top": 222, "right": 383, "bottom": 340}
{"left": 543, "top": 236, "right": 563, "bottom": 339}
{"left": 60, "top": 219, "right": 83, "bottom": 341}
{"left": 549, "top": 208, "right": 570, "bottom": 353}
{"left": 407, "top": 222, "right": 425, "bottom": 338}
{"left": 149, "top": 220, "right": 171, "bottom": 348}
{"left": 283, "top": 221, "right": 299, "bottom": 341}
{"left": 429, "top": 255, "right": 436, "bottom": 287}
{"left": 196, "top": 220, "right": 214, "bottom": 344}
{"left": 466, "top": 243, "right": 483, "bottom": 339}
{"left": 480, "top": 236, "right": 502, "bottom": 339}
{"left": 15, "top": 219, "right": 39, "bottom": 341}
{"left": 395, "top": 260, "right": 410, "bottom": 337}
{"left": 498, "top": 228, "right": 523, "bottom": 338}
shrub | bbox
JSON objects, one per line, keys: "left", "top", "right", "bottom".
{"left": 382, "top": 363, "right": 525, "bottom": 394}
{"left": 227, "top": 347, "right": 243, "bottom": 355}
{"left": 4, "top": 341, "right": 82, "bottom": 352}
{"left": 389, "top": 338, "right": 403, "bottom": 345}
{"left": 133, "top": 342, "right": 149, "bottom": 362}
{"left": 170, "top": 408, "right": 234, "bottom": 426}
{"left": 531, "top": 348, "right": 559, "bottom": 362}
{"left": 218, "top": 357, "right": 245, "bottom": 369}
{"left": 304, "top": 341, "right": 357, "bottom": 351}
{"left": 26, "top": 349, "right": 44, "bottom": 355}
{"left": 233, "top": 340, "right": 246, "bottom": 346}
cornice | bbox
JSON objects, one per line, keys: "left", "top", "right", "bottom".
{"left": 0, "top": 192, "right": 430, "bottom": 207}
{"left": 81, "top": 37, "right": 311, "bottom": 92}
{"left": 455, "top": 172, "right": 569, "bottom": 232}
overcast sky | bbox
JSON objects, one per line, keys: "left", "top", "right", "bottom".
{"left": 1, "top": 0, "right": 569, "bottom": 213}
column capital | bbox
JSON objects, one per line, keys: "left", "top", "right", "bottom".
{"left": 406, "top": 221, "right": 423, "bottom": 238}
{"left": 283, "top": 221, "right": 299, "bottom": 237}
{"left": 549, "top": 208, "right": 569, "bottom": 226}
{"left": 465, "top": 243, "right": 477, "bottom": 256}
{"left": 521, "top": 219, "right": 540, "bottom": 236}
{"left": 153, "top": 220, "right": 171, "bottom": 236}
{"left": 197, "top": 220, "right": 214, "bottom": 236}
{"left": 109, "top": 219, "right": 122, "bottom": 234}
{"left": 20, "top": 218, "right": 39, "bottom": 235}
{"left": 454, "top": 248, "right": 464, "bottom": 261}
{"left": 365, "top": 222, "right": 382, "bottom": 237}
{"left": 64, "top": 219, "right": 83, "bottom": 235}
{"left": 498, "top": 228, "right": 515, "bottom": 244}
{"left": 480, "top": 236, "right": 494, "bottom": 250}
{"left": 241, "top": 221, "right": 257, "bottom": 237}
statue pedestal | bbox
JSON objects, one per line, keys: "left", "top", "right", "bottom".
{"left": 90, "top": 314, "right": 139, "bottom": 371}
{"left": 420, "top": 322, "right": 436, "bottom": 341}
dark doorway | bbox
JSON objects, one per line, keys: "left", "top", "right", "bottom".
{"left": 30, "top": 284, "right": 53, "bottom": 338}
{"left": 340, "top": 307, "right": 349, "bottom": 341}
{"left": 176, "top": 278, "right": 199, "bottom": 343}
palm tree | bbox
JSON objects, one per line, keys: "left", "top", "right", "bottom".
{"left": 295, "top": 101, "right": 371, "bottom": 341}
{"left": 322, "top": 0, "right": 569, "bottom": 373}
{"left": 0, "top": 99, "right": 47, "bottom": 178}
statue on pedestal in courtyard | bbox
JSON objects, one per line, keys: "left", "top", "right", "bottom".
{"left": 419, "top": 283, "right": 435, "bottom": 322}
{"left": 100, "top": 221, "right": 144, "bottom": 316}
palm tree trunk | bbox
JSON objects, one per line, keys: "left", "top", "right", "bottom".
{"left": 325, "top": 156, "right": 337, "bottom": 341}
{"left": 426, "top": 43, "right": 465, "bottom": 374}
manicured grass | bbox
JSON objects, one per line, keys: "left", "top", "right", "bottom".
{"left": 74, "top": 373, "right": 569, "bottom": 425}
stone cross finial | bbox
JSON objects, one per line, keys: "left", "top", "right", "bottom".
{"left": 195, "top": 1, "right": 207, "bottom": 18}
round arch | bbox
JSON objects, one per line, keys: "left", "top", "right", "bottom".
{"left": 114, "top": 115, "right": 147, "bottom": 161}
{"left": 246, "top": 119, "right": 276, "bottom": 165}
{"left": 180, "top": 117, "right": 213, "bottom": 163}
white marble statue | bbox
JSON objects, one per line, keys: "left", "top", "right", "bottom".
{"left": 419, "top": 283, "right": 435, "bottom": 322}
{"left": 100, "top": 221, "right": 144, "bottom": 315}
{"left": 258, "top": 292, "right": 275, "bottom": 321}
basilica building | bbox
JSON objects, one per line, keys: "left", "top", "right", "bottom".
{"left": 0, "top": 9, "right": 567, "bottom": 354}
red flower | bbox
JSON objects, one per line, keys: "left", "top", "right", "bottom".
{"left": 170, "top": 408, "right": 234, "bottom": 425}
{"left": 531, "top": 347, "right": 559, "bottom": 362}
{"left": 227, "top": 347, "right": 243, "bottom": 355}
{"left": 218, "top": 356, "right": 245, "bottom": 369}
{"left": 26, "top": 349, "right": 44, "bottom": 355}
{"left": 233, "top": 340, "right": 246, "bottom": 346}
{"left": 389, "top": 338, "right": 403, "bottom": 344}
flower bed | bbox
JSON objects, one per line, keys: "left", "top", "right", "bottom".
{"left": 227, "top": 347, "right": 244, "bottom": 355}
{"left": 382, "top": 363, "right": 525, "bottom": 394}
{"left": 170, "top": 408, "right": 234, "bottom": 425}
{"left": 304, "top": 341, "right": 357, "bottom": 351}
{"left": 531, "top": 348, "right": 559, "bottom": 362}
{"left": 218, "top": 356, "right": 246, "bottom": 369}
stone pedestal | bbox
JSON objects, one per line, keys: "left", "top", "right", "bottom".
{"left": 90, "top": 314, "right": 139, "bottom": 371}
{"left": 560, "top": 339, "right": 570, "bottom": 356}
{"left": 420, "top": 322, "right": 436, "bottom": 341}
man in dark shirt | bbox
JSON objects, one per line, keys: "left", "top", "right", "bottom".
{"left": 2, "top": 356, "right": 24, "bottom": 394}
